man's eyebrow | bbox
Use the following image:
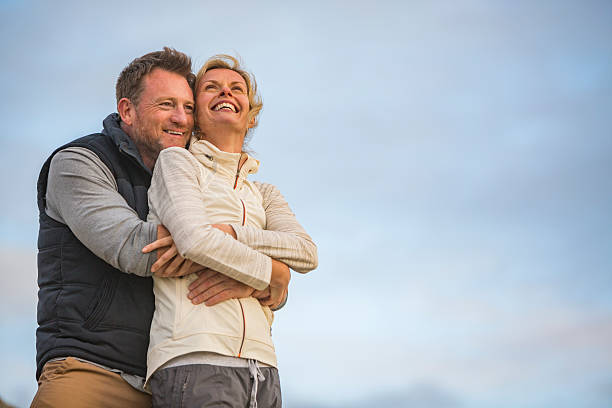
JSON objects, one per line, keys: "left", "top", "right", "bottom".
{"left": 154, "top": 96, "right": 194, "bottom": 103}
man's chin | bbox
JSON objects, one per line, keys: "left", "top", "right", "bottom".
{"left": 163, "top": 140, "right": 189, "bottom": 149}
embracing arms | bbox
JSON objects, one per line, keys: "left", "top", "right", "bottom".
{"left": 146, "top": 148, "right": 317, "bottom": 307}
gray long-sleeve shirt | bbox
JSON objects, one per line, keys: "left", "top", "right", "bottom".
{"left": 46, "top": 146, "right": 318, "bottom": 278}
{"left": 46, "top": 147, "right": 158, "bottom": 276}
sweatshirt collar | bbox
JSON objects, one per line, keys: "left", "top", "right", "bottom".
{"left": 188, "top": 137, "right": 260, "bottom": 178}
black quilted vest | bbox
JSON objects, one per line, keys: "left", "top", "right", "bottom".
{"left": 36, "top": 113, "right": 154, "bottom": 379}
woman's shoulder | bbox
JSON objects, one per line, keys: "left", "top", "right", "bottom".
{"left": 252, "top": 181, "right": 290, "bottom": 209}
{"left": 252, "top": 181, "right": 280, "bottom": 196}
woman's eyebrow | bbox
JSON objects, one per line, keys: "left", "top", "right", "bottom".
{"left": 202, "top": 79, "right": 246, "bottom": 86}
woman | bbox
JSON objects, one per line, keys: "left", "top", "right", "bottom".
{"left": 144, "top": 55, "right": 317, "bottom": 407}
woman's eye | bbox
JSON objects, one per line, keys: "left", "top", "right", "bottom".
{"left": 232, "top": 86, "right": 245, "bottom": 93}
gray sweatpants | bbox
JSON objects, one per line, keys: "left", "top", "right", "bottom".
{"left": 150, "top": 363, "right": 282, "bottom": 408}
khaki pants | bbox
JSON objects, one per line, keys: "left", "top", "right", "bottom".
{"left": 31, "top": 357, "right": 151, "bottom": 408}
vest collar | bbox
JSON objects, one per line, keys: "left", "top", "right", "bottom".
{"left": 101, "top": 113, "right": 151, "bottom": 175}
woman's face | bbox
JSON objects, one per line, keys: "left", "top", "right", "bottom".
{"left": 195, "top": 68, "right": 252, "bottom": 135}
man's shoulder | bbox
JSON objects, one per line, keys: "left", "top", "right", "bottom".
{"left": 51, "top": 146, "right": 110, "bottom": 172}
{"left": 48, "top": 133, "right": 117, "bottom": 172}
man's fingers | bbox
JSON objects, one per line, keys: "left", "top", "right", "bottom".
{"left": 190, "top": 278, "right": 255, "bottom": 306}
{"left": 203, "top": 289, "right": 238, "bottom": 306}
{"left": 193, "top": 268, "right": 217, "bottom": 279}
{"left": 142, "top": 236, "right": 173, "bottom": 253}
{"left": 160, "top": 252, "right": 186, "bottom": 277}
{"left": 191, "top": 280, "right": 234, "bottom": 305}
{"left": 188, "top": 272, "right": 228, "bottom": 299}
{"left": 189, "top": 263, "right": 208, "bottom": 275}
{"left": 150, "top": 245, "right": 178, "bottom": 273}
{"left": 174, "top": 259, "right": 194, "bottom": 277}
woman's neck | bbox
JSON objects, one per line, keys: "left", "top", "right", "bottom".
{"left": 200, "top": 128, "right": 245, "bottom": 154}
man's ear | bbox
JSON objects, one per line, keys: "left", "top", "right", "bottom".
{"left": 117, "top": 98, "right": 135, "bottom": 126}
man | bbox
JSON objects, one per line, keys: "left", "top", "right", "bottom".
{"left": 32, "top": 48, "right": 312, "bottom": 407}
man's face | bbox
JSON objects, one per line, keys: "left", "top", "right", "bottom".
{"left": 127, "top": 68, "right": 194, "bottom": 167}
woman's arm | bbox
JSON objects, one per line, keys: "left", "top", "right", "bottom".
{"left": 148, "top": 147, "right": 273, "bottom": 290}
{"left": 229, "top": 182, "right": 318, "bottom": 273}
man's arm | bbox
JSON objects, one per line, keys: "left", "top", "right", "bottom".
{"left": 46, "top": 147, "right": 180, "bottom": 277}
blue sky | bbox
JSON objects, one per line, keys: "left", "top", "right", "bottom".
{"left": 1, "top": 1, "right": 611, "bottom": 407}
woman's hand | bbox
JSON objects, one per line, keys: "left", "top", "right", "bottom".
{"left": 211, "top": 223, "right": 237, "bottom": 239}
{"left": 256, "top": 259, "right": 290, "bottom": 309}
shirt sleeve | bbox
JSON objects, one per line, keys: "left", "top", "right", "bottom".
{"left": 230, "top": 182, "right": 318, "bottom": 274}
{"left": 147, "top": 147, "right": 272, "bottom": 291}
{"left": 45, "top": 147, "right": 157, "bottom": 277}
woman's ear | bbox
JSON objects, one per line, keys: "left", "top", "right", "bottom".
{"left": 117, "top": 98, "right": 135, "bottom": 126}
{"left": 247, "top": 115, "right": 256, "bottom": 129}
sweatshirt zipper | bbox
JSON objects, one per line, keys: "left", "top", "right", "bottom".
{"left": 233, "top": 157, "right": 241, "bottom": 190}
{"left": 235, "top": 154, "right": 247, "bottom": 358}
{"left": 237, "top": 299, "right": 246, "bottom": 357}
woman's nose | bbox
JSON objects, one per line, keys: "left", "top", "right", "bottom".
{"left": 220, "top": 85, "right": 232, "bottom": 96}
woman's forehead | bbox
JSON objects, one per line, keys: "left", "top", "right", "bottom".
{"left": 201, "top": 68, "right": 246, "bottom": 84}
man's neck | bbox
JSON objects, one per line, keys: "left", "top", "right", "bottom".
{"left": 120, "top": 122, "right": 156, "bottom": 170}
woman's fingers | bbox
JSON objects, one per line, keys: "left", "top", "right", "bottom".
{"left": 252, "top": 287, "right": 271, "bottom": 299}
{"left": 261, "top": 285, "right": 285, "bottom": 308}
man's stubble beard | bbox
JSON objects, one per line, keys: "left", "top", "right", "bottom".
{"left": 132, "top": 123, "right": 164, "bottom": 166}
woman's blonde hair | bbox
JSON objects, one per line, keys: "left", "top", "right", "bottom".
{"left": 195, "top": 54, "right": 263, "bottom": 137}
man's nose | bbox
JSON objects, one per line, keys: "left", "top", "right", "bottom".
{"left": 171, "top": 106, "right": 190, "bottom": 126}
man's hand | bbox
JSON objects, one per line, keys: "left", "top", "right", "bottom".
{"left": 142, "top": 225, "right": 202, "bottom": 277}
{"left": 188, "top": 269, "right": 255, "bottom": 306}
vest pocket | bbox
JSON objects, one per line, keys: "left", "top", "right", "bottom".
{"left": 83, "top": 274, "right": 119, "bottom": 329}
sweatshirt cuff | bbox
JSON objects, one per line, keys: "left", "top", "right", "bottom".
{"left": 230, "top": 223, "right": 251, "bottom": 245}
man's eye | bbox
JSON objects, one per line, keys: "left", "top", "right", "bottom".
{"left": 185, "top": 105, "right": 194, "bottom": 113}
{"left": 160, "top": 101, "right": 173, "bottom": 107}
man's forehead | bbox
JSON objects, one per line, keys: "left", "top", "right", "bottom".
{"left": 142, "top": 68, "right": 194, "bottom": 99}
